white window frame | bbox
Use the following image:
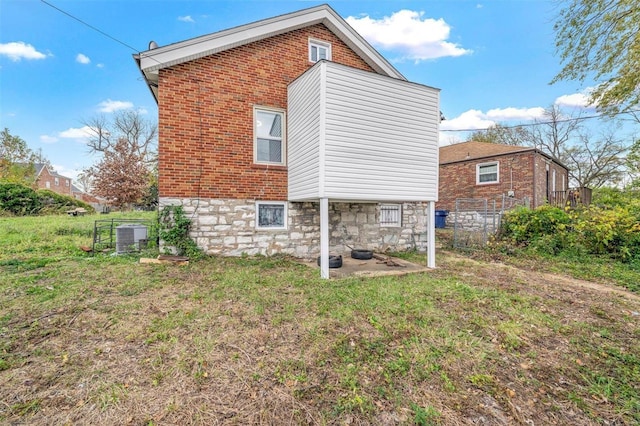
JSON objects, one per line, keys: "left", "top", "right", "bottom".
{"left": 54, "top": 177, "right": 60, "bottom": 186}
{"left": 253, "top": 106, "right": 286, "bottom": 166}
{"left": 256, "top": 201, "right": 287, "bottom": 230}
{"left": 45, "top": 181, "right": 51, "bottom": 189}
{"left": 379, "top": 204, "right": 402, "bottom": 227}
{"left": 308, "top": 39, "right": 332, "bottom": 63}
{"left": 476, "top": 162, "right": 499, "bottom": 185}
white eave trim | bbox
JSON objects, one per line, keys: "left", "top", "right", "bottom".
{"left": 136, "top": 4, "right": 404, "bottom": 80}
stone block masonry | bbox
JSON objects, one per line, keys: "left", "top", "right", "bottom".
{"left": 160, "top": 198, "right": 430, "bottom": 259}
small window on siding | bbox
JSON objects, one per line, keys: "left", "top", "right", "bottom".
{"left": 256, "top": 201, "right": 287, "bottom": 230}
{"left": 65, "top": 180, "right": 70, "bottom": 187}
{"left": 380, "top": 204, "right": 401, "bottom": 227}
{"left": 309, "top": 39, "right": 331, "bottom": 62}
{"left": 45, "top": 181, "right": 51, "bottom": 189}
{"left": 254, "top": 107, "right": 285, "bottom": 165}
{"left": 54, "top": 177, "right": 60, "bottom": 186}
{"left": 477, "top": 162, "right": 499, "bottom": 184}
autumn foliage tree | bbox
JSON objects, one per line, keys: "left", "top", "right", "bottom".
{"left": 86, "top": 138, "right": 150, "bottom": 209}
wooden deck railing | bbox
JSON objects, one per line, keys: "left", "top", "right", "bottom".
{"left": 548, "top": 187, "right": 592, "bottom": 208}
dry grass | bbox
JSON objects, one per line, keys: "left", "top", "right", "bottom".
{"left": 1, "top": 214, "right": 639, "bottom": 425}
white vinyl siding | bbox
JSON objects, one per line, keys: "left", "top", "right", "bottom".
{"left": 477, "top": 162, "right": 499, "bottom": 184}
{"left": 288, "top": 64, "right": 322, "bottom": 200}
{"left": 288, "top": 61, "right": 440, "bottom": 202}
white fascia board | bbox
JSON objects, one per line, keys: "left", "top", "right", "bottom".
{"left": 137, "top": 4, "right": 404, "bottom": 80}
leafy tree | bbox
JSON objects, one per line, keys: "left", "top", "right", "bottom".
{"left": 467, "top": 106, "right": 629, "bottom": 188}
{"left": 0, "top": 128, "right": 37, "bottom": 184}
{"left": 467, "top": 124, "right": 529, "bottom": 146}
{"left": 86, "top": 138, "right": 150, "bottom": 209}
{"left": 563, "top": 129, "right": 628, "bottom": 188}
{"left": 552, "top": 0, "right": 640, "bottom": 114}
{"left": 627, "top": 138, "right": 640, "bottom": 189}
{"left": 83, "top": 110, "right": 157, "bottom": 165}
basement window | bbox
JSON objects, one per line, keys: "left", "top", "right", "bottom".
{"left": 256, "top": 201, "right": 287, "bottom": 230}
{"left": 477, "top": 162, "right": 499, "bottom": 184}
{"left": 309, "top": 39, "right": 331, "bottom": 62}
{"left": 380, "top": 204, "right": 401, "bottom": 227}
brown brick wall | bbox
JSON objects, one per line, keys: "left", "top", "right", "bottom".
{"left": 37, "top": 168, "right": 73, "bottom": 196}
{"left": 437, "top": 152, "right": 568, "bottom": 211}
{"left": 157, "top": 24, "right": 375, "bottom": 199}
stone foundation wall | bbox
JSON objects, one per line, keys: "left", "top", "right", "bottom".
{"left": 160, "top": 198, "right": 429, "bottom": 259}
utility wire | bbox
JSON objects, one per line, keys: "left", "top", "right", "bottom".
{"left": 40, "top": 0, "right": 140, "bottom": 53}
{"left": 441, "top": 109, "right": 640, "bottom": 132}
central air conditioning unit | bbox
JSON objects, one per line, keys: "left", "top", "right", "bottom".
{"left": 115, "top": 224, "right": 148, "bottom": 254}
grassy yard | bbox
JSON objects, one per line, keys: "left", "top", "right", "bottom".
{"left": 1, "top": 213, "right": 639, "bottom": 425}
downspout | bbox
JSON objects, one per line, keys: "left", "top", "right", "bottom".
{"left": 532, "top": 153, "right": 537, "bottom": 207}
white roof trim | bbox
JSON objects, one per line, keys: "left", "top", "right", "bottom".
{"left": 135, "top": 4, "right": 404, "bottom": 83}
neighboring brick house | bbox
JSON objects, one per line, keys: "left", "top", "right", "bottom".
{"left": 135, "top": 4, "right": 441, "bottom": 276}
{"left": 34, "top": 164, "right": 74, "bottom": 196}
{"left": 437, "top": 141, "right": 569, "bottom": 212}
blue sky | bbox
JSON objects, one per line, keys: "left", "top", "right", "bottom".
{"left": 1, "top": 0, "right": 598, "bottom": 181}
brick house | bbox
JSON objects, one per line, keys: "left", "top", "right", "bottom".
{"left": 437, "top": 141, "right": 569, "bottom": 212}
{"left": 34, "top": 164, "right": 74, "bottom": 196}
{"left": 135, "top": 4, "right": 441, "bottom": 277}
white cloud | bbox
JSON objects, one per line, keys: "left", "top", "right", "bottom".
{"left": 51, "top": 164, "right": 82, "bottom": 181}
{"left": 0, "top": 41, "right": 47, "bottom": 61}
{"left": 440, "top": 106, "right": 547, "bottom": 132}
{"left": 554, "top": 89, "right": 597, "bottom": 108}
{"left": 485, "top": 107, "right": 546, "bottom": 121}
{"left": 440, "top": 109, "right": 496, "bottom": 131}
{"left": 39, "top": 135, "right": 59, "bottom": 144}
{"left": 76, "top": 53, "right": 91, "bottom": 64}
{"left": 96, "top": 63, "right": 105, "bottom": 68}
{"left": 346, "top": 10, "right": 471, "bottom": 62}
{"left": 178, "top": 15, "right": 195, "bottom": 23}
{"left": 59, "top": 126, "right": 94, "bottom": 140}
{"left": 98, "top": 99, "right": 133, "bottom": 113}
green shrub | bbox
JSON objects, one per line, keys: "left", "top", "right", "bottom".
{"left": 498, "top": 203, "right": 640, "bottom": 262}
{"left": 573, "top": 205, "right": 639, "bottom": 260}
{"left": 500, "top": 205, "right": 571, "bottom": 245}
{"left": 158, "top": 205, "right": 203, "bottom": 259}
{"left": 37, "top": 189, "right": 94, "bottom": 215}
{"left": 0, "top": 183, "right": 41, "bottom": 215}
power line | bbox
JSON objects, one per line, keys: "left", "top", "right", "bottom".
{"left": 440, "top": 109, "right": 640, "bottom": 132}
{"left": 40, "top": 0, "right": 140, "bottom": 53}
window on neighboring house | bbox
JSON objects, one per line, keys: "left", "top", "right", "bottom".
{"left": 54, "top": 177, "right": 59, "bottom": 186}
{"left": 45, "top": 181, "right": 50, "bottom": 189}
{"left": 309, "top": 39, "right": 331, "bottom": 63}
{"left": 477, "top": 162, "right": 499, "bottom": 184}
{"left": 254, "top": 107, "right": 285, "bottom": 165}
{"left": 380, "top": 204, "right": 402, "bottom": 227}
{"left": 256, "top": 201, "right": 287, "bottom": 230}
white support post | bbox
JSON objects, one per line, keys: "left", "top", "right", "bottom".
{"left": 427, "top": 201, "right": 436, "bottom": 268}
{"left": 320, "top": 197, "right": 329, "bottom": 279}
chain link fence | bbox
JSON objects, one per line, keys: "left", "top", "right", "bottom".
{"left": 451, "top": 195, "right": 529, "bottom": 249}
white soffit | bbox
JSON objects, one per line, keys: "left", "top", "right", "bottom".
{"left": 136, "top": 4, "right": 404, "bottom": 80}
